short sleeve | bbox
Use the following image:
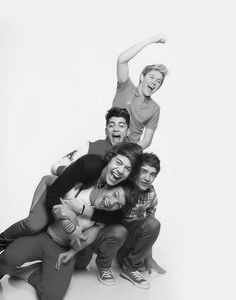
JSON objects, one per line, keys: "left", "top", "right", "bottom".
{"left": 146, "top": 106, "right": 160, "bottom": 130}
{"left": 112, "top": 78, "right": 136, "bottom": 108}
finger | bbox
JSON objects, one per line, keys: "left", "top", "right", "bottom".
{"left": 80, "top": 234, "right": 87, "bottom": 241}
{"left": 56, "top": 259, "right": 61, "bottom": 270}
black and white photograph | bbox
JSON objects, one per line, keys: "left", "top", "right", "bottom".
{"left": 0, "top": 1, "right": 235, "bottom": 299}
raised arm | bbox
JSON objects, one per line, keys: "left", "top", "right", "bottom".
{"left": 117, "top": 34, "right": 166, "bottom": 84}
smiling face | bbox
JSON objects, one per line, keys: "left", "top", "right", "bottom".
{"left": 105, "top": 154, "right": 132, "bottom": 186}
{"left": 139, "top": 70, "right": 164, "bottom": 97}
{"left": 105, "top": 117, "right": 129, "bottom": 145}
{"left": 135, "top": 164, "right": 158, "bottom": 191}
{"left": 94, "top": 185, "right": 125, "bottom": 211}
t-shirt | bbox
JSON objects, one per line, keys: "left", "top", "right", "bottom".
{"left": 113, "top": 78, "right": 160, "bottom": 142}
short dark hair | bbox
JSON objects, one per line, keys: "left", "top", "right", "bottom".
{"left": 104, "top": 142, "right": 143, "bottom": 180}
{"left": 105, "top": 107, "right": 130, "bottom": 127}
{"left": 142, "top": 152, "right": 160, "bottom": 174}
{"left": 140, "top": 64, "right": 168, "bottom": 85}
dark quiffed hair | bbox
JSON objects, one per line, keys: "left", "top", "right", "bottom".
{"left": 104, "top": 142, "right": 143, "bottom": 180}
{"left": 105, "top": 107, "right": 130, "bottom": 128}
{"left": 142, "top": 152, "right": 160, "bottom": 174}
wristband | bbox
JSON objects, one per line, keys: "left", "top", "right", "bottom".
{"left": 64, "top": 221, "right": 76, "bottom": 234}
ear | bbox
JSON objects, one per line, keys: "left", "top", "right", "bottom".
{"left": 105, "top": 127, "right": 107, "bottom": 136}
{"left": 139, "top": 73, "right": 144, "bottom": 82}
{"left": 127, "top": 128, "right": 130, "bottom": 136}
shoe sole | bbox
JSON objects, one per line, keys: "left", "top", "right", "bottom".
{"left": 97, "top": 274, "right": 115, "bottom": 286}
{"left": 120, "top": 271, "right": 150, "bottom": 289}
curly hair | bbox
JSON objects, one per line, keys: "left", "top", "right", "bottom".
{"left": 104, "top": 142, "right": 143, "bottom": 181}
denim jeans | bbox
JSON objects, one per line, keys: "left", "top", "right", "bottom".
{"left": 74, "top": 224, "right": 127, "bottom": 270}
{"left": 0, "top": 190, "right": 50, "bottom": 248}
{"left": 117, "top": 217, "right": 161, "bottom": 270}
{"left": 0, "top": 232, "right": 74, "bottom": 300}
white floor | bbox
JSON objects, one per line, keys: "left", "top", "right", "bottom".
{"left": 0, "top": 254, "right": 173, "bottom": 300}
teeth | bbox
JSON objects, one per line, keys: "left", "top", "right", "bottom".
{"left": 113, "top": 137, "right": 120, "bottom": 142}
{"left": 112, "top": 172, "right": 120, "bottom": 179}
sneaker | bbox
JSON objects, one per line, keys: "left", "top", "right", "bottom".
{"left": 120, "top": 265, "right": 150, "bottom": 289}
{"left": 10, "top": 262, "right": 42, "bottom": 282}
{"left": 97, "top": 267, "right": 115, "bottom": 286}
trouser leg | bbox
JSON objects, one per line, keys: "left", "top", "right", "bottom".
{"left": 0, "top": 234, "right": 43, "bottom": 278}
{"left": 0, "top": 191, "right": 50, "bottom": 249}
{"left": 28, "top": 233, "right": 75, "bottom": 300}
{"left": 74, "top": 247, "right": 93, "bottom": 270}
{"left": 91, "top": 224, "right": 127, "bottom": 269}
{"left": 122, "top": 217, "right": 160, "bottom": 270}
{"left": 0, "top": 175, "right": 57, "bottom": 250}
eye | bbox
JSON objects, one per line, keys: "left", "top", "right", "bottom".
{"left": 125, "top": 167, "right": 131, "bottom": 173}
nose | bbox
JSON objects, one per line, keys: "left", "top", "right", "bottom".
{"left": 143, "top": 173, "right": 150, "bottom": 182}
{"left": 113, "top": 124, "right": 119, "bottom": 131}
{"left": 117, "top": 165, "right": 125, "bottom": 175}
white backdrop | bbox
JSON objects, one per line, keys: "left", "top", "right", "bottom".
{"left": 0, "top": 1, "right": 235, "bottom": 299}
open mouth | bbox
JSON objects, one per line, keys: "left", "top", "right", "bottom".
{"left": 111, "top": 171, "right": 122, "bottom": 182}
{"left": 112, "top": 134, "right": 121, "bottom": 144}
{"left": 147, "top": 84, "right": 155, "bottom": 94}
{"left": 101, "top": 197, "right": 110, "bottom": 208}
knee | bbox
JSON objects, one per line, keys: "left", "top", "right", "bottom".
{"left": 108, "top": 225, "right": 127, "bottom": 244}
{"left": 0, "top": 252, "right": 17, "bottom": 273}
{"left": 145, "top": 217, "right": 161, "bottom": 236}
{"left": 40, "top": 175, "right": 57, "bottom": 188}
{"left": 22, "top": 217, "right": 45, "bottom": 235}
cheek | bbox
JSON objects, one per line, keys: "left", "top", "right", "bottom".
{"left": 124, "top": 171, "right": 131, "bottom": 178}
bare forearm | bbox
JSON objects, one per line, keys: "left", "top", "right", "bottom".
{"left": 118, "top": 35, "right": 165, "bottom": 64}
{"left": 118, "top": 38, "right": 155, "bottom": 64}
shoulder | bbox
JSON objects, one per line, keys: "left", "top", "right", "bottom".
{"left": 72, "top": 154, "right": 106, "bottom": 170}
{"left": 149, "top": 99, "right": 160, "bottom": 111}
{"left": 88, "top": 139, "right": 111, "bottom": 157}
{"left": 117, "top": 77, "right": 136, "bottom": 91}
{"left": 145, "top": 185, "right": 157, "bottom": 198}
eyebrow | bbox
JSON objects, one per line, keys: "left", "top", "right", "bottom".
{"left": 114, "top": 189, "right": 120, "bottom": 198}
{"left": 108, "top": 121, "right": 126, "bottom": 125}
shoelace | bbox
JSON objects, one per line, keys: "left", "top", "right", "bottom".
{"left": 130, "top": 271, "right": 144, "bottom": 281}
{"left": 101, "top": 269, "right": 113, "bottom": 279}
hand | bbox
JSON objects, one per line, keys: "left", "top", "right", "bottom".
{"left": 55, "top": 249, "right": 76, "bottom": 270}
{"left": 62, "top": 199, "right": 83, "bottom": 214}
{"left": 52, "top": 204, "right": 76, "bottom": 221}
{"left": 69, "top": 225, "right": 87, "bottom": 251}
{"left": 150, "top": 34, "right": 166, "bottom": 44}
{"left": 144, "top": 256, "right": 167, "bottom": 274}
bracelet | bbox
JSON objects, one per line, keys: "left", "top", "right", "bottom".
{"left": 65, "top": 222, "right": 76, "bottom": 234}
{"left": 80, "top": 204, "right": 85, "bottom": 216}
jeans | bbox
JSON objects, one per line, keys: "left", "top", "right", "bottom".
{"left": 0, "top": 232, "right": 74, "bottom": 300}
{"left": 75, "top": 224, "right": 127, "bottom": 270}
{"left": 0, "top": 190, "right": 50, "bottom": 247}
{"left": 117, "top": 217, "right": 161, "bottom": 270}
